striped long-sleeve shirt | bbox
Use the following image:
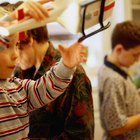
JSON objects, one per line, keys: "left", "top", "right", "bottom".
{"left": 0, "top": 61, "right": 75, "bottom": 140}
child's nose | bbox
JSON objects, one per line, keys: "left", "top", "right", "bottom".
{"left": 11, "top": 48, "right": 18, "bottom": 61}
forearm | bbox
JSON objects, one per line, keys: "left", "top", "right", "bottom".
{"left": 27, "top": 60, "right": 75, "bottom": 110}
{"left": 109, "top": 114, "right": 140, "bottom": 136}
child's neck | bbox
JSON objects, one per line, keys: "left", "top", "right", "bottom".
{"left": 107, "top": 54, "right": 121, "bottom": 68}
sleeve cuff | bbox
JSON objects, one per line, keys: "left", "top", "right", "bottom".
{"left": 54, "top": 59, "right": 76, "bottom": 79}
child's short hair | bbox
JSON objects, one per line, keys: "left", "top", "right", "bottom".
{"left": 20, "top": 26, "right": 49, "bottom": 46}
{"left": 111, "top": 21, "right": 140, "bottom": 50}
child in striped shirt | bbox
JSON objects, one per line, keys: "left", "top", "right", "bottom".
{"left": 0, "top": 1, "right": 86, "bottom": 140}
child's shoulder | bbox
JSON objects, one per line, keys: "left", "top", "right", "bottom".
{"left": 98, "top": 64, "right": 126, "bottom": 82}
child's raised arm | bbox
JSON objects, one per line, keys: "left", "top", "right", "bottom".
{"left": 19, "top": 41, "right": 86, "bottom": 110}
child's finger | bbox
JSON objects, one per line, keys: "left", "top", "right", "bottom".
{"left": 80, "top": 52, "right": 86, "bottom": 57}
{"left": 58, "top": 44, "right": 65, "bottom": 54}
{"left": 80, "top": 56, "right": 87, "bottom": 63}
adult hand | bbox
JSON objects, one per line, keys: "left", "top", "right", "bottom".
{"left": 9, "top": 0, "right": 53, "bottom": 21}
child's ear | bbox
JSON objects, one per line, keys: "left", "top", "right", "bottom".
{"left": 115, "top": 44, "right": 124, "bottom": 53}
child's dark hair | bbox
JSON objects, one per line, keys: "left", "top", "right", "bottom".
{"left": 111, "top": 21, "right": 140, "bottom": 50}
{"left": 20, "top": 26, "right": 49, "bottom": 46}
